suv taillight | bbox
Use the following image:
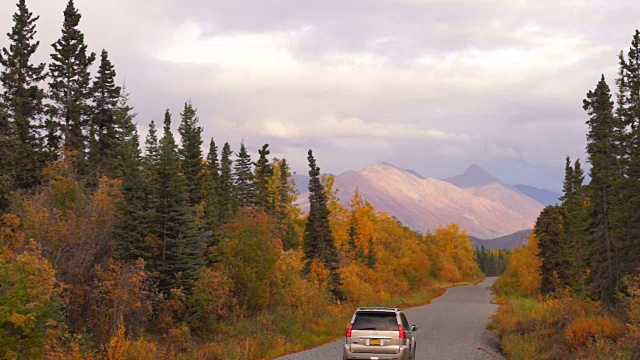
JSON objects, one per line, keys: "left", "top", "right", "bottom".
{"left": 398, "top": 324, "right": 405, "bottom": 339}
{"left": 346, "top": 323, "right": 353, "bottom": 337}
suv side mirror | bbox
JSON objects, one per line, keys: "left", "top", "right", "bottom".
{"left": 411, "top": 325, "right": 417, "bottom": 332}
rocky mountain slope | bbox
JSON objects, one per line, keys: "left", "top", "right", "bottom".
{"left": 296, "top": 163, "right": 544, "bottom": 238}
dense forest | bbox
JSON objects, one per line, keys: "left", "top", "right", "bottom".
{"left": 493, "top": 29, "right": 640, "bottom": 359}
{"left": 0, "top": 1, "right": 482, "bottom": 359}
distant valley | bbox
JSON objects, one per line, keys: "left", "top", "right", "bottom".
{"left": 295, "top": 163, "right": 554, "bottom": 239}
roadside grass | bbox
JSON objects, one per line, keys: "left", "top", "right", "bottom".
{"left": 491, "top": 293, "right": 639, "bottom": 360}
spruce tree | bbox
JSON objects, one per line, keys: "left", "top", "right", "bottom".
{"left": 48, "top": 0, "right": 96, "bottom": 157}
{"left": 254, "top": 144, "right": 273, "bottom": 213}
{"left": 0, "top": 113, "right": 16, "bottom": 214}
{"left": 617, "top": 31, "right": 640, "bottom": 288}
{"left": 217, "top": 142, "right": 237, "bottom": 225}
{"left": 535, "top": 205, "right": 566, "bottom": 294}
{"left": 88, "top": 49, "right": 120, "bottom": 178}
{"left": 150, "top": 110, "right": 201, "bottom": 292}
{"left": 143, "top": 120, "right": 161, "bottom": 247}
{"left": 561, "top": 157, "right": 589, "bottom": 292}
{"left": 201, "top": 139, "right": 220, "bottom": 244}
{"left": 234, "top": 141, "right": 255, "bottom": 208}
{"left": 585, "top": 75, "right": 623, "bottom": 301}
{"left": 144, "top": 120, "right": 159, "bottom": 168}
{"left": 303, "top": 149, "right": 345, "bottom": 301}
{"left": 178, "top": 101, "right": 203, "bottom": 207}
{"left": 112, "top": 92, "right": 149, "bottom": 262}
{"left": 0, "top": 0, "right": 46, "bottom": 191}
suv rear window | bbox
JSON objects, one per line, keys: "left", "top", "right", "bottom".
{"left": 353, "top": 312, "right": 398, "bottom": 331}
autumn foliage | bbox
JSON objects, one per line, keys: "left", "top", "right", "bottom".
{"left": 0, "top": 162, "right": 481, "bottom": 359}
{"left": 0, "top": 214, "right": 57, "bottom": 359}
{"left": 494, "top": 233, "right": 541, "bottom": 297}
{"left": 0, "top": 0, "right": 488, "bottom": 357}
{"left": 492, "top": 232, "right": 640, "bottom": 359}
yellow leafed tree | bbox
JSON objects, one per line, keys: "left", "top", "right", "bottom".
{"left": 494, "top": 232, "right": 541, "bottom": 296}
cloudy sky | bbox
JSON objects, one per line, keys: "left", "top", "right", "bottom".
{"left": 2, "top": 0, "right": 639, "bottom": 190}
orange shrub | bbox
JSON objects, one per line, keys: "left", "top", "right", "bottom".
{"left": 565, "top": 316, "right": 626, "bottom": 348}
{"left": 545, "top": 295, "right": 600, "bottom": 328}
{"left": 341, "top": 263, "right": 376, "bottom": 304}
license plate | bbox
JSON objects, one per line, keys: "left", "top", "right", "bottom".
{"left": 369, "top": 339, "right": 381, "bottom": 346}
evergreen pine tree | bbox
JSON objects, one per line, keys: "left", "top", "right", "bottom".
{"left": 112, "top": 92, "right": 150, "bottom": 262}
{"left": 254, "top": 144, "right": 274, "bottom": 213}
{"left": 303, "top": 149, "right": 345, "bottom": 301}
{"left": 0, "top": 112, "right": 17, "bottom": 214}
{"left": 150, "top": 110, "right": 202, "bottom": 292}
{"left": 585, "top": 75, "right": 623, "bottom": 301}
{"left": 617, "top": 31, "right": 640, "bottom": 289}
{"left": 47, "top": 0, "right": 96, "bottom": 158}
{"left": 561, "top": 157, "right": 589, "bottom": 292}
{"left": 201, "top": 139, "right": 220, "bottom": 244}
{"left": 234, "top": 141, "right": 255, "bottom": 208}
{"left": 217, "top": 142, "right": 237, "bottom": 225}
{"left": 88, "top": 49, "right": 120, "bottom": 178}
{"left": 535, "top": 205, "right": 566, "bottom": 294}
{"left": 0, "top": 0, "right": 46, "bottom": 191}
{"left": 144, "top": 120, "right": 159, "bottom": 168}
{"left": 178, "top": 101, "right": 203, "bottom": 207}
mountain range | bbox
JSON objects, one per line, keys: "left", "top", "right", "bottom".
{"left": 295, "top": 163, "right": 555, "bottom": 239}
{"left": 469, "top": 229, "right": 532, "bottom": 250}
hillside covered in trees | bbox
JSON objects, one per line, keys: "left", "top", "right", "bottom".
{"left": 492, "top": 29, "right": 640, "bottom": 359}
{"left": 0, "top": 1, "right": 482, "bottom": 359}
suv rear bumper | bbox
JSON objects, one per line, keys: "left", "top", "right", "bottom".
{"left": 343, "top": 344, "right": 410, "bottom": 360}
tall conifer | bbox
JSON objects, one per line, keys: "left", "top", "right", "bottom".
{"left": 617, "top": 31, "right": 640, "bottom": 284}
{"left": 254, "top": 144, "right": 273, "bottom": 213}
{"left": 303, "top": 149, "right": 344, "bottom": 301}
{"left": 112, "top": 92, "right": 149, "bottom": 262}
{"left": 48, "top": 0, "right": 96, "bottom": 158}
{"left": 218, "top": 142, "right": 237, "bottom": 225}
{"left": 144, "top": 120, "right": 159, "bottom": 168}
{"left": 561, "top": 158, "right": 589, "bottom": 292}
{"left": 88, "top": 50, "right": 120, "bottom": 177}
{"left": 234, "top": 141, "right": 255, "bottom": 208}
{"left": 201, "top": 139, "right": 220, "bottom": 244}
{"left": 150, "top": 110, "right": 201, "bottom": 292}
{"left": 178, "top": 101, "right": 203, "bottom": 207}
{"left": 0, "top": 0, "right": 46, "bottom": 191}
{"left": 535, "top": 205, "right": 566, "bottom": 294}
{"left": 585, "top": 76, "right": 620, "bottom": 301}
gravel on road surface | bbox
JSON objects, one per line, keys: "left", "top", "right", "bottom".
{"left": 275, "top": 277, "right": 504, "bottom": 360}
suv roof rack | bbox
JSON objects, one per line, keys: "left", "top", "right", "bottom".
{"left": 356, "top": 306, "right": 400, "bottom": 312}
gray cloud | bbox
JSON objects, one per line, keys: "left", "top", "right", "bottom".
{"left": 1, "top": 0, "right": 639, "bottom": 191}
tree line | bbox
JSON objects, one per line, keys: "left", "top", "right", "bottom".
{"left": 491, "top": 30, "right": 640, "bottom": 359}
{"left": 475, "top": 247, "right": 509, "bottom": 277}
{"left": 533, "top": 30, "right": 640, "bottom": 303}
{"left": 0, "top": 1, "right": 481, "bottom": 358}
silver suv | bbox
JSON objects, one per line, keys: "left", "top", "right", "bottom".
{"left": 343, "top": 307, "right": 417, "bottom": 360}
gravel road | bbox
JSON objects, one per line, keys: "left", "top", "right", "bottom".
{"left": 275, "top": 277, "right": 504, "bottom": 360}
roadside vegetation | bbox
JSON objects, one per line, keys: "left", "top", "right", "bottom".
{"left": 491, "top": 29, "right": 640, "bottom": 360}
{"left": 0, "top": 1, "right": 481, "bottom": 359}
